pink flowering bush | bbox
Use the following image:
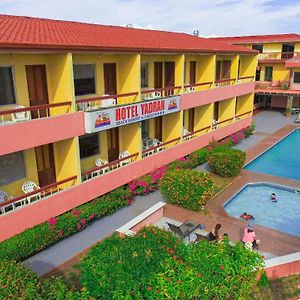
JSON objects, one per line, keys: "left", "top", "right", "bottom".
{"left": 128, "top": 166, "right": 168, "bottom": 196}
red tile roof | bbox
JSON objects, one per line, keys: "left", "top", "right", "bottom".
{"left": 0, "top": 14, "right": 256, "bottom": 54}
{"left": 211, "top": 34, "right": 300, "bottom": 44}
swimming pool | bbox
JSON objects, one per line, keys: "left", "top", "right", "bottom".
{"left": 244, "top": 129, "right": 300, "bottom": 181}
{"left": 224, "top": 183, "right": 300, "bottom": 237}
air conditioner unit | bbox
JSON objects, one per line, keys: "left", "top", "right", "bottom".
{"left": 101, "top": 98, "right": 116, "bottom": 107}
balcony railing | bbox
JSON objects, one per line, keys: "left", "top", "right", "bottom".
{"left": 76, "top": 92, "right": 139, "bottom": 111}
{"left": 0, "top": 101, "right": 72, "bottom": 126}
{"left": 141, "top": 86, "right": 182, "bottom": 100}
{"left": 0, "top": 175, "right": 77, "bottom": 215}
{"left": 215, "top": 78, "right": 236, "bottom": 87}
{"left": 258, "top": 52, "right": 299, "bottom": 60}
{"left": 142, "top": 137, "right": 180, "bottom": 157}
{"left": 182, "top": 125, "right": 211, "bottom": 141}
{"left": 81, "top": 152, "right": 139, "bottom": 181}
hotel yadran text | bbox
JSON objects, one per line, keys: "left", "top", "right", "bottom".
{"left": 84, "top": 96, "right": 180, "bottom": 133}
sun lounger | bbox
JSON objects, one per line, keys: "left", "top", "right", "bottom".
{"left": 166, "top": 221, "right": 205, "bottom": 241}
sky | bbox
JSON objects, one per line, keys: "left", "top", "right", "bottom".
{"left": 1, "top": 0, "right": 300, "bottom": 37}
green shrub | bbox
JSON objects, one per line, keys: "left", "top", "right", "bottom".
{"left": 79, "top": 227, "right": 264, "bottom": 300}
{"left": 187, "top": 148, "right": 209, "bottom": 167}
{"left": 146, "top": 238, "right": 264, "bottom": 299}
{"left": 80, "top": 227, "right": 178, "bottom": 299}
{"left": 167, "top": 158, "right": 190, "bottom": 170}
{"left": 243, "top": 122, "right": 256, "bottom": 138}
{"left": 0, "top": 260, "right": 80, "bottom": 299}
{"left": 0, "top": 186, "right": 131, "bottom": 262}
{"left": 160, "top": 169, "right": 215, "bottom": 210}
{"left": 208, "top": 148, "right": 246, "bottom": 177}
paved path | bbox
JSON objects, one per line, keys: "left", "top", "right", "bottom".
{"left": 23, "top": 110, "right": 297, "bottom": 275}
{"left": 23, "top": 192, "right": 164, "bottom": 275}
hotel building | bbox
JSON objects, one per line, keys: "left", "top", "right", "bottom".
{"left": 212, "top": 34, "right": 300, "bottom": 111}
{"left": 0, "top": 15, "right": 256, "bottom": 240}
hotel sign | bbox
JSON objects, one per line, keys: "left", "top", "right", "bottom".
{"left": 84, "top": 96, "right": 180, "bottom": 133}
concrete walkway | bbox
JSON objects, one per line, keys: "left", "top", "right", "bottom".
{"left": 23, "top": 110, "right": 297, "bottom": 275}
{"left": 23, "top": 192, "right": 164, "bottom": 275}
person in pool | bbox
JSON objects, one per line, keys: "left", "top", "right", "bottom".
{"left": 271, "top": 193, "right": 277, "bottom": 202}
{"left": 240, "top": 212, "right": 255, "bottom": 220}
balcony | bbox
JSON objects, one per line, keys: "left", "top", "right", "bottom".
{"left": 255, "top": 81, "right": 300, "bottom": 96}
{"left": 258, "top": 52, "right": 299, "bottom": 62}
{"left": 0, "top": 175, "right": 77, "bottom": 215}
{"left": 0, "top": 102, "right": 84, "bottom": 155}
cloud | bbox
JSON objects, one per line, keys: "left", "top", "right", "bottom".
{"left": 1, "top": 0, "right": 300, "bottom": 36}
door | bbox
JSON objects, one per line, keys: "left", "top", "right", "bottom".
{"left": 255, "top": 67, "right": 261, "bottom": 81}
{"left": 154, "top": 62, "right": 163, "bottom": 89}
{"left": 189, "top": 61, "right": 196, "bottom": 85}
{"left": 188, "top": 108, "right": 195, "bottom": 132}
{"left": 35, "top": 144, "right": 56, "bottom": 187}
{"left": 154, "top": 116, "right": 163, "bottom": 141}
{"left": 222, "top": 61, "right": 231, "bottom": 80}
{"left": 164, "top": 62, "right": 175, "bottom": 96}
{"left": 103, "top": 63, "right": 117, "bottom": 95}
{"left": 107, "top": 128, "right": 119, "bottom": 162}
{"left": 214, "top": 102, "right": 219, "bottom": 121}
{"left": 265, "top": 66, "right": 273, "bottom": 82}
{"left": 215, "top": 61, "right": 221, "bottom": 81}
{"left": 26, "top": 65, "right": 49, "bottom": 118}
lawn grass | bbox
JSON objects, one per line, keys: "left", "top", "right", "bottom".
{"left": 252, "top": 274, "right": 300, "bottom": 300}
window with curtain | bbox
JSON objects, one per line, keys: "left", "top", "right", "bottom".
{"left": 73, "top": 64, "right": 96, "bottom": 96}
{"left": 264, "top": 66, "right": 273, "bottom": 81}
{"left": 0, "top": 67, "right": 16, "bottom": 106}
{"left": 0, "top": 151, "right": 26, "bottom": 185}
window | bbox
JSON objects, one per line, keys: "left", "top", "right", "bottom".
{"left": 281, "top": 43, "right": 294, "bottom": 59}
{"left": 141, "top": 63, "right": 148, "bottom": 88}
{"left": 0, "top": 67, "right": 16, "bottom": 106}
{"left": 264, "top": 66, "right": 273, "bottom": 81}
{"left": 294, "top": 72, "right": 300, "bottom": 83}
{"left": 0, "top": 152, "right": 26, "bottom": 185}
{"left": 79, "top": 134, "right": 99, "bottom": 158}
{"left": 73, "top": 64, "right": 96, "bottom": 96}
{"left": 252, "top": 44, "right": 263, "bottom": 53}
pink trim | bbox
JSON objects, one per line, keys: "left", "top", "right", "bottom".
{"left": 0, "top": 112, "right": 85, "bottom": 155}
{"left": 0, "top": 117, "right": 252, "bottom": 241}
{"left": 265, "top": 260, "right": 300, "bottom": 280}
{"left": 181, "top": 82, "right": 255, "bottom": 110}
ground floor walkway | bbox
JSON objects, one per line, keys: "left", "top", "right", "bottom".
{"left": 23, "top": 110, "right": 299, "bottom": 275}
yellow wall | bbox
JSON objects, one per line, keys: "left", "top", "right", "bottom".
{"left": 218, "top": 98, "right": 236, "bottom": 127}
{"left": 197, "top": 104, "right": 213, "bottom": 135}
{"left": 53, "top": 138, "right": 81, "bottom": 185}
{"left": 162, "top": 112, "right": 182, "bottom": 147}
{"left": 260, "top": 64, "right": 290, "bottom": 82}
{"left": 236, "top": 94, "right": 254, "bottom": 116}
{"left": 119, "top": 123, "right": 142, "bottom": 159}
{"left": 263, "top": 43, "right": 282, "bottom": 53}
{"left": 239, "top": 55, "right": 257, "bottom": 78}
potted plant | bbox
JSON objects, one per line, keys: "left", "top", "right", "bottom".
{"left": 285, "top": 107, "right": 292, "bottom": 117}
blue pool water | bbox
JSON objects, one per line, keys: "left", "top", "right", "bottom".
{"left": 245, "top": 129, "right": 300, "bottom": 181}
{"left": 224, "top": 183, "right": 300, "bottom": 237}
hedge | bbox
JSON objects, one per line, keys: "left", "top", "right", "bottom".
{"left": 0, "top": 260, "right": 80, "bottom": 299}
{"left": 0, "top": 187, "right": 131, "bottom": 262}
{"left": 80, "top": 227, "right": 264, "bottom": 299}
{"left": 160, "top": 169, "right": 215, "bottom": 210}
{"left": 208, "top": 148, "right": 246, "bottom": 177}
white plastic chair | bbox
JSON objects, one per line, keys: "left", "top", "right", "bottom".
{"left": 22, "top": 181, "right": 41, "bottom": 204}
{"left": 92, "top": 158, "right": 110, "bottom": 177}
{"left": 185, "top": 86, "right": 191, "bottom": 93}
{"left": 11, "top": 106, "right": 31, "bottom": 122}
{"left": 119, "top": 151, "right": 131, "bottom": 167}
{"left": 152, "top": 139, "right": 164, "bottom": 152}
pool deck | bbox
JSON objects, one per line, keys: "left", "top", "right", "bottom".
{"left": 166, "top": 123, "right": 300, "bottom": 257}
